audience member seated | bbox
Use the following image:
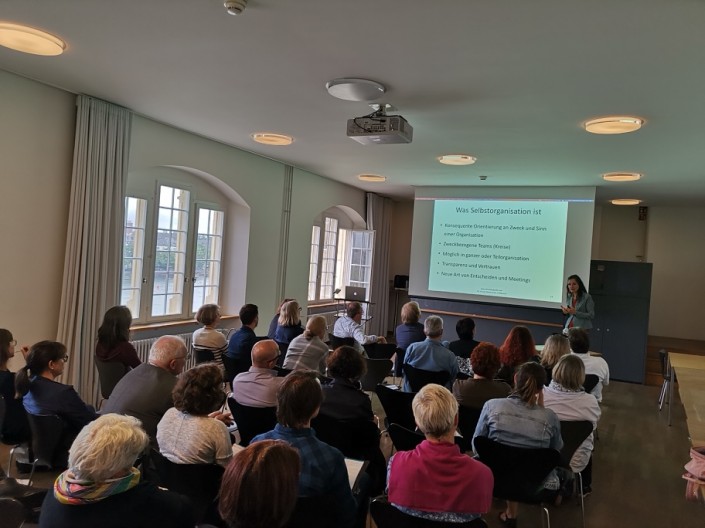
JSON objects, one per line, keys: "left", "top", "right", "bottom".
{"left": 273, "top": 300, "right": 304, "bottom": 346}
{"left": 449, "top": 317, "right": 481, "bottom": 360}
{"left": 218, "top": 439, "right": 300, "bottom": 528}
{"left": 496, "top": 326, "right": 540, "bottom": 386}
{"left": 403, "top": 315, "right": 458, "bottom": 392}
{"left": 453, "top": 342, "right": 510, "bottom": 410}
{"left": 267, "top": 298, "right": 294, "bottom": 340}
{"left": 102, "top": 335, "right": 187, "bottom": 444}
{"left": 231, "top": 340, "right": 284, "bottom": 408}
{"left": 568, "top": 328, "right": 610, "bottom": 402}
{"left": 95, "top": 306, "right": 140, "bottom": 369}
{"left": 333, "top": 301, "right": 386, "bottom": 354}
{"left": 543, "top": 354, "right": 601, "bottom": 495}
{"left": 320, "top": 346, "right": 374, "bottom": 422}
{"left": 16, "top": 341, "right": 97, "bottom": 453}
{"left": 0, "top": 328, "right": 30, "bottom": 444}
{"left": 192, "top": 303, "right": 227, "bottom": 368}
{"left": 283, "top": 315, "right": 329, "bottom": 373}
{"left": 394, "top": 301, "right": 425, "bottom": 352}
{"left": 540, "top": 333, "right": 570, "bottom": 385}
{"left": 252, "top": 371, "right": 357, "bottom": 528}
{"left": 157, "top": 363, "right": 232, "bottom": 467}
{"left": 39, "top": 414, "right": 194, "bottom": 528}
{"left": 226, "top": 304, "right": 261, "bottom": 381}
{"left": 388, "top": 383, "right": 493, "bottom": 523}
{"left": 473, "top": 362, "right": 563, "bottom": 527}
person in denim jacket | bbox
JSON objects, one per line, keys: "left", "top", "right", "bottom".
{"left": 473, "top": 362, "right": 563, "bottom": 527}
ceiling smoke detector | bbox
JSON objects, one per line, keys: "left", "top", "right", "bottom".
{"left": 224, "top": 0, "right": 248, "bottom": 15}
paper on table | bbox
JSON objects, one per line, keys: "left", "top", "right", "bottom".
{"left": 345, "top": 457, "right": 368, "bottom": 491}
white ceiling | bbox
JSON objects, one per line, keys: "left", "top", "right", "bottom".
{"left": 2, "top": 0, "right": 705, "bottom": 205}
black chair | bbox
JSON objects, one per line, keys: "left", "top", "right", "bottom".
{"left": 473, "top": 436, "right": 561, "bottom": 528}
{"left": 375, "top": 384, "right": 416, "bottom": 431}
{"left": 149, "top": 449, "right": 224, "bottom": 523}
{"left": 192, "top": 345, "right": 216, "bottom": 364}
{"left": 227, "top": 397, "right": 277, "bottom": 446}
{"left": 328, "top": 335, "right": 356, "bottom": 349}
{"left": 0, "top": 497, "right": 29, "bottom": 528}
{"left": 285, "top": 495, "right": 337, "bottom": 528}
{"left": 95, "top": 359, "right": 129, "bottom": 400}
{"left": 0, "top": 395, "right": 30, "bottom": 479}
{"left": 364, "top": 343, "right": 397, "bottom": 360}
{"left": 457, "top": 405, "right": 483, "bottom": 444}
{"left": 275, "top": 341, "right": 289, "bottom": 367}
{"left": 360, "top": 358, "right": 393, "bottom": 391}
{"left": 559, "top": 420, "right": 593, "bottom": 528}
{"left": 26, "top": 413, "right": 69, "bottom": 485}
{"left": 393, "top": 347, "right": 406, "bottom": 377}
{"left": 658, "top": 349, "right": 673, "bottom": 410}
{"left": 222, "top": 355, "right": 250, "bottom": 385}
{"left": 403, "top": 364, "right": 451, "bottom": 393}
{"left": 388, "top": 423, "right": 425, "bottom": 452}
{"left": 274, "top": 366, "right": 293, "bottom": 377}
{"left": 583, "top": 374, "right": 599, "bottom": 394}
{"left": 370, "top": 495, "right": 488, "bottom": 528}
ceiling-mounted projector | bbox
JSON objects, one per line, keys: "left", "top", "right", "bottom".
{"left": 346, "top": 108, "right": 413, "bottom": 145}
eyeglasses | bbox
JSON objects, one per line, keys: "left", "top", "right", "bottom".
{"left": 61, "top": 355, "right": 69, "bottom": 362}
{"left": 9, "top": 340, "right": 17, "bottom": 347}
{"left": 269, "top": 354, "right": 281, "bottom": 363}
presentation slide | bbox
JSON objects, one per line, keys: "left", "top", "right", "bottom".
{"left": 409, "top": 187, "right": 595, "bottom": 309}
{"left": 429, "top": 199, "right": 568, "bottom": 303}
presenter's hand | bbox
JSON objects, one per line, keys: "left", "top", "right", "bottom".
{"left": 377, "top": 336, "right": 387, "bottom": 344}
{"left": 561, "top": 305, "right": 569, "bottom": 315}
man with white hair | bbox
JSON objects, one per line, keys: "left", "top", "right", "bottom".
{"left": 402, "top": 315, "right": 458, "bottom": 392}
{"left": 102, "top": 335, "right": 188, "bottom": 442}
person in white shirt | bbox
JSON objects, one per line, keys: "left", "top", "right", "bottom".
{"left": 192, "top": 304, "right": 228, "bottom": 368}
{"left": 568, "top": 327, "right": 609, "bottom": 403}
{"left": 231, "top": 340, "right": 284, "bottom": 408}
{"left": 332, "top": 302, "right": 386, "bottom": 353}
{"left": 283, "top": 316, "right": 329, "bottom": 374}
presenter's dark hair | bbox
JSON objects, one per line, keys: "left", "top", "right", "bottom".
{"left": 97, "top": 305, "right": 132, "bottom": 350}
{"left": 566, "top": 274, "right": 587, "bottom": 297}
{"left": 455, "top": 317, "right": 476, "bottom": 340}
{"left": 15, "top": 341, "right": 66, "bottom": 397}
{"left": 239, "top": 304, "right": 259, "bottom": 326}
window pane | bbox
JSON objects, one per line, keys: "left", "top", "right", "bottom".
{"left": 192, "top": 206, "right": 224, "bottom": 313}
{"left": 121, "top": 197, "right": 147, "bottom": 319}
{"left": 159, "top": 186, "right": 173, "bottom": 208}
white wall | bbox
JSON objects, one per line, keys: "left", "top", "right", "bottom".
{"left": 592, "top": 205, "right": 647, "bottom": 261}
{"left": 0, "top": 71, "right": 75, "bottom": 370}
{"left": 646, "top": 206, "right": 705, "bottom": 340}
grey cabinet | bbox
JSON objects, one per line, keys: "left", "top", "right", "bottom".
{"left": 589, "top": 260, "right": 652, "bottom": 383}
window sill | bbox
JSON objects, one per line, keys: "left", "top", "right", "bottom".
{"left": 132, "top": 314, "right": 239, "bottom": 332}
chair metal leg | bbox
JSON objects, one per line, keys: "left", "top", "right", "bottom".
{"left": 577, "top": 472, "right": 586, "bottom": 528}
{"left": 658, "top": 378, "right": 669, "bottom": 410}
{"left": 541, "top": 506, "right": 550, "bottom": 528}
{"left": 27, "top": 460, "right": 38, "bottom": 487}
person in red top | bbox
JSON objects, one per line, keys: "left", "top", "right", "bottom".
{"left": 387, "top": 383, "right": 493, "bottom": 523}
{"left": 95, "top": 306, "right": 141, "bottom": 369}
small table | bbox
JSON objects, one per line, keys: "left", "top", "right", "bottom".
{"left": 668, "top": 352, "right": 705, "bottom": 444}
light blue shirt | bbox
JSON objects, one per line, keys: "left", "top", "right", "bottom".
{"left": 402, "top": 338, "right": 458, "bottom": 392}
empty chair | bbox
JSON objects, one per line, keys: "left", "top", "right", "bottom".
{"left": 95, "top": 359, "right": 130, "bottom": 400}
{"left": 583, "top": 374, "right": 599, "bottom": 394}
{"left": 328, "top": 335, "right": 356, "bottom": 349}
{"left": 473, "top": 436, "right": 561, "bottom": 528}
{"left": 284, "top": 495, "right": 338, "bottom": 528}
{"left": 370, "top": 495, "right": 489, "bottom": 528}
{"left": 364, "top": 343, "right": 397, "bottom": 360}
{"left": 26, "top": 413, "right": 69, "bottom": 485}
{"left": 388, "top": 423, "right": 425, "bottom": 452}
{"left": 360, "top": 358, "right": 393, "bottom": 391}
{"left": 375, "top": 384, "right": 416, "bottom": 431}
{"left": 559, "top": 420, "right": 594, "bottom": 528}
{"left": 403, "top": 364, "right": 450, "bottom": 393}
{"left": 227, "top": 397, "right": 277, "bottom": 446}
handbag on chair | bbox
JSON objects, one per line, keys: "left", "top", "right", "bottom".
{"left": 683, "top": 446, "right": 705, "bottom": 503}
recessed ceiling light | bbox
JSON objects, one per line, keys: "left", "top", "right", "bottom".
{"left": 0, "top": 22, "right": 66, "bottom": 56}
{"left": 357, "top": 174, "right": 386, "bottom": 182}
{"left": 437, "top": 154, "right": 477, "bottom": 166}
{"left": 611, "top": 199, "right": 642, "bottom": 205}
{"left": 251, "top": 133, "right": 293, "bottom": 146}
{"left": 584, "top": 116, "right": 644, "bottom": 134}
{"left": 326, "top": 78, "right": 386, "bottom": 101}
{"left": 602, "top": 172, "right": 642, "bottom": 182}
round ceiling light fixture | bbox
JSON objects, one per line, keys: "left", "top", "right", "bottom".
{"left": 0, "top": 22, "right": 66, "bottom": 56}
{"left": 584, "top": 116, "right": 644, "bottom": 134}
{"left": 437, "top": 154, "right": 477, "bottom": 165}
{"left": 251, "top": 132, "right": 294, "bottom": 146}
{"left": 602, "top": 172, "right": 642, "bottom": 182}
{"left": 357, "top": 174, "right": 386, "bottom": 182}
{"left": 610, "top": 199, "right": 641, "bottom": 205}
{"left": 326, "top": 78, "right": 386, "bottom": 102}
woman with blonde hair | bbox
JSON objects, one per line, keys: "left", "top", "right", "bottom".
{"left": 539, "top": 333, "right": 570, "bottom": 385}
{"left": 274, "top": 300, "right": 304, "bottom": 346}
{"left": 283, "top": 315, "right": 329, "bottom": 373}
{"left": 39, "top": 414, "right": 194, "bottom": 527}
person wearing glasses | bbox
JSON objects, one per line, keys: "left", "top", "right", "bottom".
{"left": 231, "top": 340, "right": 284, "bottom": 408}
{"left": 15, "top": 340, "right": 98, "bottom": 465}
{"left": 102, "top": 335, "right": 188, "bottom": 444}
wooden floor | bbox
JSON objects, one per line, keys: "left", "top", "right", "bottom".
{"left": 3, "top": 380, "right": 703, "bottom": 527}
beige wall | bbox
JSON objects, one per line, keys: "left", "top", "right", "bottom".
{"left": 592, "top": 205, "right": 648, "bottom": 261}
{"left": 0, "top": 71, "right": 75, "bottom": 370}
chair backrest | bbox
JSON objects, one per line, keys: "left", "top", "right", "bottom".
{"left": 311, "top": 414, "right": 381, "bottom": 460}
{"left": 473, "top": 436, "right": 561, "bottom": 502}
{"left": 558, "top": 420, "right": 593, "bottom": 469}
{"left": 276, "top": 341, "right": 289, "bottom": 366}
{"left": 394, "top": 347, "right": 406, "bottom": 377}
{"left": 370, "top": 495, "right": 488, "bottom": 528}
{"left": 284, "top": 495, "right": 337, "bottom": 528}
{"left": 149, "top": 449, "right": 224, "bottom": 522}
{"left": 192, "top": 345, "right": 216, "bottom": 364}
{"left": 403, "top": 364, "right": 450, "bottom": 392}
{"left": 583, "top": 374, "right": 599, "bottom": 394}
{"left": 388, "top": 423, "right": 425, "bottom": 452}
{"left": 375, "top": 384, "right": 416, "bottom": 430}
{"left": 328, "top": 335, "right": 356, "bottom": 349}
{"left": 26, "top": 414, "right": 68, "bottom": 469}
{"left": 94, "top": 359, "right": 130, "bottom": 399}
{"left": 0, "top": 497, "right": 29, "bottom": 528}
{"left": 227, "top": 397, "right": 277, "bottom": 446}
{"left": 457, "top": 405, "right": 483, "bottom": 441}
{"left": 364, "top": 343, "right": 397, "bottom": 360}
{"left": 0, "top": 395, "right": 6, "bottom": 440}
{"left": 360, "top": 358, "right": 393, "bottom": 391}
